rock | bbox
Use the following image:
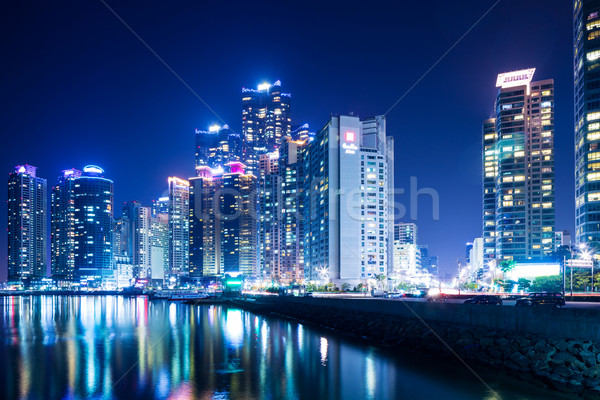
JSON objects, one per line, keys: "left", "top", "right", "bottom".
{"left": 580, "top": 350, "right": 597, "bottom": 368}
{"left": 509, "top": 351, "right": 530, "bottom": 369}
{"left": 584, "top": 365, "right": 600, "bottom": 379}
{"left": 555, "top": 340, "right": 569, "bottom": 352}
{"left": 534, "top": 343, "right": 557, "bottom": 358}
{"left": 479, "top": 337, "right": 494, "bottom": 347}
{"left": 552, "top": 351, "right": 587, "bottom": 370}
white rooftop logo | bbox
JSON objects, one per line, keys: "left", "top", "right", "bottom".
{"left": 496, "top": 68, "right": 536, "bottom": 88}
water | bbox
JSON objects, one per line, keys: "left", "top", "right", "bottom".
{"left": 0, "top": 296, "right": 567, "bottom": 400}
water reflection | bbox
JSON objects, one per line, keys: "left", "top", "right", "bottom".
{"left": 0, "top": 296, "right": 563, "bottom": 400}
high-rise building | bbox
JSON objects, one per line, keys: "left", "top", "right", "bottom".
{"left": 482, "top": 119, "right": 498, "bottom": 261}
{"left": 152, "top": 196, "right": 169, "bottom": 216}
{"left": 258, "top": 151, "right": 281, "bottom": 281}
{"left": 51, "top": 169, "right": 83, "bottom": 284}
{"left": 483, "top": 69, "right": 555, "bottom": 261}
{"left": 150, "top": 213, "right": 169, "bottom": 284}
{"left": 219, "top": 163, "right": 258, "bottom": 276}
{"left": 189, "top": 163, "right": 258, "bottom": 278}
{"left": 394, "top": 222, "right": 418, "bottom": 245}
{"left": 72, "top": 166, "right": 114, "bottom": 285}
{"left": 122, "top": 201, "right": 152, "bottom": 279}
{"left": 167, "top": 177, "right": 189, "bottom": 282}
{"left": 575, "top": 0, "right": 600, "bottom": 244}
{"left": 189, "top": 171, "right": 218, "bottom": 280}
{"left": 242, "top": 80, "right": 291, "bottom": 176}
{"left": 7, "top": 165, "right": 48, "bottom": 284}
{"left": 303, "top": 115, "right": 392, "bottom": 286}
{"left": 391, "top": 243, "right": 421, "bottom": 280}
{"left": 195, "top": 124, "right": 242, "bottom": 171}
{"left": 469, "top": 238, "right": 484, "bottom": 271}
{"left": 278, "top": 138, "right": 308, "bottom": 284}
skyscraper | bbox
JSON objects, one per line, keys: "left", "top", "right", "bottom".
{"left": 242, "top": 80, "right": 291, "bottom": 176}
{"left": 258, "top": 151, "right": 281, "bottom": 281}
{"left": 219, "top": 162, "right": 258, "bottom": 276}
{"left": 482, "top": 118, "right": 497, "bottom": 261}
{"left": 195, "top": 124, "right": 242, "bottom": 171}
{"left": 51, "top": 168, "right": 83, "bottom": 285}
{"left": 167, "top": 177, "right": 190, "bottom": 283}
{"left": 303, "top": 115, "right": 392, "bottom": 286}
{"left": 483, "top": 69, "right": 555, "bottom": 261}
{"left": 7, "top": 165, "right": 48, "bottom": 284}
{"left": 575, "top": 0, "right": 600, "bottom": 244}
{"left": 72, "top": 166, "right": 114, "bottom": 285}
{"left": 278, "top": 138, "right": 308, "bottom": 284}
{"left": 394, "top": 222, "right": 418, "bottom": 245}
{"left": 189, "top": 171, "right": 218, "bottom": 280}
{"left": 122, "top": 201, "right": 152, "bottom": 279}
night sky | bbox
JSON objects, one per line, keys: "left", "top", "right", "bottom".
{"left": 0, "top": 0, "right": 572, "bottom": 280}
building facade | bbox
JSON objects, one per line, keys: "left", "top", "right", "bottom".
{"left": 483, "top": 69, "right": 555, "bottom": 261}
{"left": 7, "top": 165, "right": 48, "bottom": 284}
{"left": 241, "top": 80, "right": 291, "bottom": 176}
{"left": 195, "top": 124, "right": 242, "bottom": 171}
{"left": 575, "top": 0, "right": 600, "bottom": 244}
{"left": 258, "top": 152, "right": 281, "bottom": 281}
{"left": 303, "top": 115, "right": 392, "bottom": 287}
{"left": 72, "top": 166, "right": 114, "bottom": 285}
{"left": 167, "top": 177, "right": 190, "bottom": 282}
{"left": 394, "top": 222, "right": 418, "bottom": 245}
{"left": 122, "top": 201, "right": 152, "bottom": 280}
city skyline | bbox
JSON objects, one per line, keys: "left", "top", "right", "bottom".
{"left": 0, "top": 0, "right": 573, "bottom": 280}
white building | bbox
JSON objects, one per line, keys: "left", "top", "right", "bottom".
{"left": 304, "top": 115, "right": 393, "bottom": 287}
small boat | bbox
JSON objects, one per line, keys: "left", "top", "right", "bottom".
{"left": 168, "top": 292, "right": 207, "bottom": 301}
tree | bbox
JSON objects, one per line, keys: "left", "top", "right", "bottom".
{"left": 517, "top": 278, "right": 531, "bottom": 291}
{"left": 341, "top": 283, "right": 351, "bottom": 292}
{"left": 499, "top": 260, "right": 516, "bottom": 273}
{"left": 530, "top": 275, "right": 562, "bottom": 292}
{"left": 373, "top": 274, "right": 387, "bottom": 290}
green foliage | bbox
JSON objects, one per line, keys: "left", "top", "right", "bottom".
{"left": 460, "top": 281, "right": 478, "bottom": 291}
{"left": 341, "top": 283, "right": 350, "bottom": 292}
{"left": 355, "top": 283, "right": 366, "bottom": 292}
{"left": 499, "top": 259, "right": 516, "bottom": 273}
{"left": 530, "top": 275, "right": 562, "bottom": 292}
{"left": 517, "top": 278, "right": 531, "bottom": 291}
{"left": 395, "top": 281, "right": 414, "bottom": 291}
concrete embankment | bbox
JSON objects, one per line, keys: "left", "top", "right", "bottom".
{"left": 221, "top": 296, "right": 600, "bottom": 398}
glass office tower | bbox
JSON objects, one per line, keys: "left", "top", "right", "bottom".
{"left": 7, "top": 165, "right": 48, "bottom": 284}
{"left": 241, "top": 80, "right": 291, "bottom": 176}
{"left": 575, "top": 0, "right": 600, "bottom": 243}
{"left": 72, "top": 166, "right": 114, "bottom": 285}
{"left": 483, "top": 69, "right": 555, "bottom": 261}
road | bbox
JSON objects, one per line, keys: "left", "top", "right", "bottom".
{"left": 311, "top": 293, "right": 600, "bottom": 309}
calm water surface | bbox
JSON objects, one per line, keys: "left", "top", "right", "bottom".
{"left": 0, "top": 296, "right": 567, "bottom": 400}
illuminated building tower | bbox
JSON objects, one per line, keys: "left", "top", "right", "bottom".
{"left": 394, "top": 222, "right": 418, "bottom": 245}
{"left": 195, "top": 124, "right": 242, "bottom": 170}
{"left": 219, "top": 162, "right": 258, "bottom": 276}
{"left": 72, "top": 166, "right": 114, "bottom": 285}
{"left": 279, "top": 138, "right": 308, "bottom": 284}
{"left": 150, "top": 213, "right": 169, "bottom": 284}
{"left": 290, "top": 123, "right": 314, "bottom": 141}
{"left": 482, "top": 118, "right": 497, "bottom": 261}
{"left": 51, "top": 168, "right": 82, "bottom": 284}
{"left": 303, "top": 115, "right": 392, "bottom": 286}
{"left": 575, "top": 0, "right": 600, "bottom": 243}
{"left": 168, "top": 177, "right": 190, "bottom": 282}
{"left": 484, "top": 69, "right": 555, "bottom": 260}
{"left": 258, "top": 152, "right": 281, "bottom": 281}
{"left": 152, "top": 196, "right": 169, "bottom": 215}
{"left": 122, "top": 201, "right": 152, "bottom": 279}
{"left": 7, "top": 165, "right": 48, "bottom": 284}
{"left": 189, "top": 169, "right": 219, "bottom": 279}
{"left": 241, "top": 80, "right": 291, "bottom": 176}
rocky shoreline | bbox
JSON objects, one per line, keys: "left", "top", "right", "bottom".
{"left": 218, "top": 298, "right": 600, "bottom": 398}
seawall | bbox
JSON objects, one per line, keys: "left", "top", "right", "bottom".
{"left": 224, "top": 297, "right": 600, "bottom": 397}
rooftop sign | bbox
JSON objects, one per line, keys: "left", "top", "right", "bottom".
{"left": 496, "top": 68, "right": 536, "bottom": 89}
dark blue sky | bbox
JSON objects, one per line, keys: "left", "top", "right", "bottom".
{"left": 0, "top": 0, "right": 571, "bottom": 280}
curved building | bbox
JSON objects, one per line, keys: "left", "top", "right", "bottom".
{"left": 72, "top": 166, "right": 114, "bottom": 285}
